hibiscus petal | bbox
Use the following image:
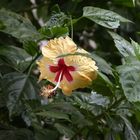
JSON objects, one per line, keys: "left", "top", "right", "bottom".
{"left": 49, "top": 66, "right": 59, "bottom": 73}
{"left": 68, "top": 66, "right": 75, "bottom": 71}
{"left": 60, "top": 49, "right": 98, "bottom": 95}
{"left": 41, "top": 36, "right": 77, "bottom": 60}
{"left": 55, "top": 71, "right": 62, "bottom": 82}
{"left": 38, "top": 37, "right": 98, "bottom": 96}
{"left": 58, "top": 58, "right": 65, "bottom": 66}
{"left": 37, "top": 57, "right": 56, "bottom": 82}
{"left": 63, "top": 70, "right": 73, "bottom": 82}
{"left": 60, "top": 71, "right": 96, "bottom": 95}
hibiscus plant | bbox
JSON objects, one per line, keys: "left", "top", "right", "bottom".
{"left": 0, "top": 0, "right": 140, "bottom": 140}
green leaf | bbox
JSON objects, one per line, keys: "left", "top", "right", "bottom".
{"left": 36, "top": 111, "right": 71, "bottom": 122}
{"left": 2, "top": 72, "right": 39, "bottom": 116}
{"left": 121, "top": 116, "right": 138, "bottom": 140}
{"left": 89, "top": 92, "right": 110, "bottom": 107}
{"left": 0, "top": 45, "right": 31, "bottom": 71}
{"left": 109, "top": 31, "right": 135, "bottom": 57}
{"left": 23, "top": 41, "right": 38, "bottom": 56}
{"left": 116, "top": 101, "right": 132, "bottom": 117}
{"left": 92, "top": 72, "right": 113, "bottom": 95}
{"left": 69, "top": 92, "right": 109, "bottom": 116}
{"left": 131, "top": 39, "right": 140, "bottom": 60}
{"left": 106, "top": 115, "right": 123, "bottom": 132}
{"left": 54, "top": 123, "right": 74, "bottom": 138}
{"left": 46, "top": 12, "right": 68, "bottom": 28}
{"left": 118, "top": 61, "right": 140, "bottom": 102}
{"left": 91, "top": 53, "right": 113, "bottom": 75}
{"left": 83, "top": 6, "right": 130, "bottom": 29}
{"left": 98, "top": 72, "right": 113, "bottom": 87}
{"left": 41, "top": 102, "right": 92, "bottom": 127}
{"left": 21, "top": 100, "right": 40, "bottom": 127}
{"left": 0, "top": 9, "right": 40, "bottom": 42}
{"left": 39, "top": 26, "right": 69, "bottom": 38}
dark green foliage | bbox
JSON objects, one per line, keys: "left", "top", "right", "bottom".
{"left": 1, "top": 0, "right": 140, "bottom": 140}
{"left": 83, "top": 6, "right": 131, "bottom": 29}
{"left": 0, "top": 9, "right": 41, "bottom": 42}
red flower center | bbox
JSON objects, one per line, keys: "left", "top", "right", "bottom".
{"left": 49, "top": 58, "right": 75, "bottom": 82}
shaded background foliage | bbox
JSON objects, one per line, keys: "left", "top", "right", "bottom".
{"left": 1, "top": 0, "right": 140, "bottom": 140}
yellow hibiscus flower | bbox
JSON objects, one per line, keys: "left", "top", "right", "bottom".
{"left": 37, "top": 36, "right": 98, "bottom": 96}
